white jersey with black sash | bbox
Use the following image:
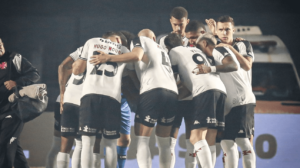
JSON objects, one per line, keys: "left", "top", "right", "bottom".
{"left": 129, "top": 36, "right": 178, "bottom": 95}
{"left": 79, "top": 38, "right": 128, "bottom": 103}
{"left": 63, "top": 46, "right": 84, "bottom": 106}
{"left": 169, "top": 46, "right": 226, "bottom": 97}
{"left": 212, "top": 46, "right": 256, "bottom": 115}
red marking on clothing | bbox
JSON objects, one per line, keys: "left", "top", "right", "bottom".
{"left": 189, "top": 153, "right": 197, "bottom": 157}
{"left": 224, "top": 153, "right": 226, "bottom": 156}
{"left": 0, "top": 62, "right": 7, "bottom": 69}
{"left": 243, "top": 150, "right": 252, "bottom": 155}
{"left": 109, "top": 47, "right": 112, "bottom": 51}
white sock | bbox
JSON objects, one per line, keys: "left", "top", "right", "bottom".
{"left": 56, "top": 152, "right": 69, "bottom": 168}
{"left": 104, "top": 138, "right": 118, "bottom": 168}
{"left": 220, "top": 140, "right": 239, "bottom": 168}
{"left": 194, "top": 140, "right": 213, "bottom": 168}
{"left": 170, "top": 137, "right": 177, "bottom": 168}
{"left": 155, "top": 136, "right": 172, "bottom": 168}
{"left": 46, "top": 136, "right": 61, "bottom": 168}
{"left": 185, "top": 139, "right": 197, "bottom": 168}
{"left": 93, "top": 153, "right": 101, "bottom": 168}
{"left": 72, "top": 138, "right": 82, "bottom": 168}
{"left": 81, "top": 135, "right": 96, "bottom": 168}
{"left": 209, "top": 145, "right": 216, "bottom": 167}
{"left": 235, "top": 138, "right": 256, "bottom": 168}
{"left": 136, "top": 136, "right": 152, "bottom": 168}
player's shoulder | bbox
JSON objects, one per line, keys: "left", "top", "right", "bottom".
{"left": 236, "top": 40, "right": 252, "bottom": 47}
{"left": 214, "top": 47, "right": 231, "bottom": 56}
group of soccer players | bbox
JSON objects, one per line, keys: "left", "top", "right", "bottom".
{"left": 45, "top": 6, "right": 256, "bottom": 168}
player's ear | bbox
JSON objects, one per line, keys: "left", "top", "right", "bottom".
{"left": 153, "top": 36, "right": 156, "bottom": 42}
{"left": 186, "top": 19, "right": 190, "bottom": 24}
{"left": 232, "top": 27, "right": 235, "bottom": 34}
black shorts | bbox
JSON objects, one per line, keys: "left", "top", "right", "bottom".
{"left": 223, "top": 104, "right": 255, "bottom": 140}
{"left": 61, "top": 103, "right": 80, "bottom": 137}
{"left": 172, "top": 100, "right": 194, "bottom": 128}
{"left": 54, "top": 102, "right": 61, "bottom": 132}
{"left": 134, "top": 88, "right": 178, "bottom": 127}
{"left": 191, "top": 89, "right": 226, "bottom": 131}
{"left": 79, "top": 94, "right": 121, "bottom": 139}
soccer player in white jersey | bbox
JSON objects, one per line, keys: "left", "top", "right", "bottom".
{"left": 158, "top": 6, "right": 190, "bottom": 52}
{"left": 169, "top": 20, "right": 207, "bottom": 168}
{"left": 206, "top": 15, "right": 257, "bottom": 168}
{"left": 95, "top": 29, "right": 178, "bottom": 168}
{"left": 72, "top": 32, "right": 128, "bottom": 168}
{"left": 46, "top": 47, "right": 84, "bottom": 168}
{"left": 165, "top": 33, "right": 231, "bottom": 168}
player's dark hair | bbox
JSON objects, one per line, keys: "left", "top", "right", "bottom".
{"left": 102, "top": 31, "right": 120, "bottom": 39}
{"left": 170, "top": 7, "right": 188, "bottom": 19}
{"left": 164, "top": 33, "right": 182, "bottom": 49}
{"left": 185, "top": 20, "right": 206, "bottom": 33}
{"left": 198, "top": 33, "right": 217, "bottom": 46}
{"left": 217, "top": 15, "right": 235, "bottom": 26}
{"left": 116, "top": 31, "right": 127, "bottom": 46}
{"left": 119, "top": 30, "right": 136, "bottom": 47}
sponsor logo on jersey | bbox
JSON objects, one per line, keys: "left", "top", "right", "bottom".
{"left": 10, "top": 137, "right": 17, "bottom": 144}
{"left": 144, "top": 115, "right": 157, "bottom": 124}
{"left": 218, "top": 122, "right": 225, "bottom": 127}
{"left": 161, "top": 116, "right": 175, "bottom": 123}
{"left": 194, "top": 120, "right": 200, "bottom": 124}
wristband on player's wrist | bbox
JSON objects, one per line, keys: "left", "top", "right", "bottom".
{"left": 210, "top": 66, "right": 216, "bottom": 73}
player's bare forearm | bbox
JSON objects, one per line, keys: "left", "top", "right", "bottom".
{"left": 108, "top": 47, "right": 144, "bottom": 63}
{"left": 217, "top": 56, "right": 238, "bottom": 72}
{"left": 72, "top": 59, "right": 86, "bottom": 75}
{"left": 58, "top": 56, "right": 74, "bottom": 95}
{"left": 228, "top": 46, "right": 252, "bottom": 71}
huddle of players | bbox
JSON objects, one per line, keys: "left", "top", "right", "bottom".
{"left": 45, "top": 6, "right": 256, "bottom": 168}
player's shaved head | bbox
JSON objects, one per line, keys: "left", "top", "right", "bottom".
{"left": 138, "top": 29, "right": 156, "bottom": 42}
{"left": 0, "top": 38, "right": 5, "bottom": 57}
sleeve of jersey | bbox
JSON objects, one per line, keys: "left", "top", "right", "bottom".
{"left": 213, "top": 47, "right": 230, "bottom": 63}
{"left": 79, "top": 41, "right": 89, "bottom": 60}
{"left": 169, "top": 50, "right": 179, "bottom": 73}
{"left": 69, "top": 46, "right": 83, "bottom": 61}
{"left": 243, "top": 41, "right": 255, "bottom": 61}
{"left": 130, "top": 37, "right": 146, "bottom": 52}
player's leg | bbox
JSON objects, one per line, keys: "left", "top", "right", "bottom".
{"left": 116, "top": 96, "right": 131, "bottom": 168}
{"left": 221, "top": 106, "right": 243, "bottom": 168}
{"left": 155, "top": 89, "right": 178, "bottom": 168}
{"left": 92, "top": 137, "right": 101, "bottom": 168}
{"left": 190, "top": 90, "right": 224, "bottom": 168}
{"left": 79, "top": 95, "right": 100, "bottom": 168}
{"left": 206, "top": 91, "right": 226, "bottom": 167}
{"left": 71, "top": 137, "right": 82, "bottom": 168}
{"left": 235, "top": 105, "right": 256, "bottom": 168}
{"left": 57, "top": 103, "right": 80, "bottom": 168}
{"left": 102, "top": 96, "right": 121, "bottom": 168}
{"left": 183, "top": 101, "right": 197, "bottom": 168}
{"left": 46, "top": 102, "right": 61, "bottom": 168}
{"left": 169, "top": 108, "right": 182, "bottom": 168}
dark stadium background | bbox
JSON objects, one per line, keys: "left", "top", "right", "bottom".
{"left": 0, "top": 0, "right": 299, "bottom": 110}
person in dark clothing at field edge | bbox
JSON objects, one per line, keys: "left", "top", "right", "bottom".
{"left": 0, "top": 38, "right": 40, "bottom": 168}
